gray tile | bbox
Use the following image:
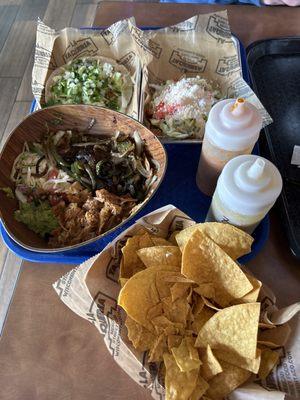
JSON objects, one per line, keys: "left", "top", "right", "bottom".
{"left": 0, "top": 78, "right": 21, "bottom": 140}
{"left": 0, "top": 21, "right": 36, "bottom": 77}
{"left": 17, "top": 0, "right": 77, "bottom": 101}
{"left": 0, "top": 250, "right": 22, "bottom": 336}
{"left": 0, "top": 5, "right": 20, "bottom": 52}
{"left": 1, "top": 101, "right": 31, "bottom": 148}
{"left": 15, "top": 0, "right": 48, "bottom": 21}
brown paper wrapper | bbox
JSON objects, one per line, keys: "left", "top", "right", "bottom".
{"left": 32, "top": 18, "right": 141, "bottom": 120}
{"left": 53, "top": 205, "right": 300, "bottom": 400}
{"left": 129, "top": 11, "right": 272, "bottom": 140}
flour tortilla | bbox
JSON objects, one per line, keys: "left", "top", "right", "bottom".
{"left": 45, "top": 56, "right": 134, "bottom": 113}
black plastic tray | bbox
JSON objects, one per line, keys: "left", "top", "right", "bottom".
{"left": 247, "top": 38, "right": 300, "bottom": 259}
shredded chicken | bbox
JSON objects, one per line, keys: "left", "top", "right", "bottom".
{"left": 49, "top": 188, "right": 136, "bottom": 247}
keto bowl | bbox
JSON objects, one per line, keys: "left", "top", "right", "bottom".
{"left": 0, "top": 105, "right": 166, "bottom": 252}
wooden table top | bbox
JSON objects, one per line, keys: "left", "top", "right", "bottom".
{"left": 94, "top": 2, "right": 300, "bottom": 48}
{"left": 0, "top": 4, "right": 299, "bottom": 400}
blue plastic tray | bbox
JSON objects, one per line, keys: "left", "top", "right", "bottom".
{"left": 0, "top": 30, "right": 268, "bottom": 264}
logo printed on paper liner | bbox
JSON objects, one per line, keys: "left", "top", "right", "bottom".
{"left": 169, "top": 49, "right": 207, "bottom": 73}
{"left": 63, "top": 38, "right": 98, "bottom": 63}
{"left": 34, "top": 44, "right": 57, "bottom": 69}
{"left": 216, "top": 55, "right": 240, "bottom": 76}
{"left": 32, "top": 80, "right": 45, "bottom": 98}
{"left": 227, "top": 77, "right": 250, "bottom": 98}
{"left": 169, "top": 17, "right": 199, "bottom": 33}
{"left": 118, "top": 51, "right": 136, "bottom": 69}
{"left": 88, "top": 291, "right": 120, "bottom": 335}
{"left": 55, "top": 267, "right": 79, "bottom": 298}
{"left": 100, "top": 22, "right": 128, "bottom": 46}
{"left": 106, "top": 236, "right": 129, "bottom": 283}
{"left": 206, "top": 14, "right": 232, "bottom": 43}
{"left": 130, "top": 27, "right": 162, "bottom": 59}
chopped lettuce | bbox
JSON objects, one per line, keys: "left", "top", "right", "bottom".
{"left": 49, "top": 59, "right": 125, "bottom": 111}
{"left": 15, "top": 201, "right": 59, "bottom": 237}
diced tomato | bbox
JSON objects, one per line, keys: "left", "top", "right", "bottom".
{"left": 47, "top": 169, "right": 59, "bottom": 180}
{"left": 154, "top": 101, "right": 179, "bottom": 119}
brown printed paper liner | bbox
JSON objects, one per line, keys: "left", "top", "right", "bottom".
{"left": 32, "top": 18, "right": 141, "bottom": 121}
{"left": 129, "top": 11, "right": 272, "bottom": 140}
{"left": 53, "top": 205, "right": 300, "bottom": 400}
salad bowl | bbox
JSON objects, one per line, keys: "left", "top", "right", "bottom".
{"left": 0, "top": 105, "right": 167, "bottom": 252}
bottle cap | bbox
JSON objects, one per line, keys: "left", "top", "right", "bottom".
{"left": 217, "top": 155, "right": 282, "bottom": 215}
{"left": 205, "top": 98, "right": 263, "bottom": 151}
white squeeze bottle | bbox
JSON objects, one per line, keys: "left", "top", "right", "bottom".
{"left": 197, "top": 98, "right": 263, "bottom": 196}
{"left": 206, "top": 155, "right": 283, "bottom": 234}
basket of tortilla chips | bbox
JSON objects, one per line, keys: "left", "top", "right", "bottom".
{"left": 54, "top": 205, "right": 300, "bottom": 400}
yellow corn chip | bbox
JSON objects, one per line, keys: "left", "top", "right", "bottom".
{"left": 231, "top": 274, "right": 262, "bottom": 305}
{"left": 200, "top": 345, "right": 223, "bottom": 381}
{"left": 191, "top": 307, "right": 215, "bottom": 334}
{"left": 119, "top": 277, "right": 129, "bottom": 287}
{"left": 163, "top": 353, "right": 199, "bottom": 400}
{"left": 168, "top": 230, "right": 181, "bottom": 245}
{"left": 195, "top": 303, "right": 260, "bottom": 360}
{"left": 148, "top": 333, "right": 167, "bottom": 362}
{"left": 167, "top": 335, "right": 183, "bottom": 351}
{"left": 258, "top": 323, "right": 291, "bottom": 347}
{"left": 137, "top": 246, "right": 181, "bottom": 268}
{"left": 118, "top": 265, "right": 176, "bottom": 331}
{"left": 182, "top": 230, "right": 253, "bottom": 307}
{"left": 171, "top": 282, "right": 191, "bottom": 302}
{"left": 189, "top": 376, "right": 209, "bottom": 400}
{"left": 206, "top": 360, "right": 252, "bottom": 400}
{"left": 214, "top": 348, "right": 261, "bottom": 374}
{"left": 125, "top": 316, "right": 156, "bottom": 352}
{"left": 258, "top": 348, "right": 280, "bottom": 379}
{"left": 171, "top": 337, "right": 202, "bottom": 372}
{"left": 194, "top": 283, "right": 215, "bottom": 299}
{"left": 176, "top": 222, "right": 253, "bottom": 259}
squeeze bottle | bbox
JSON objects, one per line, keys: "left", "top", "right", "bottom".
{"left": 197, "top": 98, "right": 263, "bottom": 196}
{"left": 206, "top": 155, "right": 283, "bottom": 234}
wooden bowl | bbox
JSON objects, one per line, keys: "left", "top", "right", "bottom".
{"left": 0, "top": 105, "right": 167, "bottom": 253}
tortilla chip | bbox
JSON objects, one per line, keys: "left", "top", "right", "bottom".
{"left": 176, "top": 222, "right": 253, "bottom": 259}
{"left": 258, "top": 323, "right": 291, "bottom": 347}
{"left": 171, "top": 282, "right": 191, "bottom": 302}
{"left": 258, "top": 348, "right": 280, "bottom": 379}
{"left": 189, "top": 376, "right": 209, "bottom": 400}
{"left": 194, "top": 284, "right": 215, "bottom": 299}
{"left": 182, "top": 230, "right": 253, "bottom": 307}
{"left": 148, "top": 333, "right": 167, "bottom": 362}
{"left": 214, "top": 348, "right": 261, "bottom": 374}
{"left": 118, "top": 265, "right": 175, "bottom": 331}
{"left": 137, "top": 246, "right": 181, "bottom": 268}
{"left": 167, "top": 335, "right": 183, "bottom": 351}
{"left": 200, "top": 345, "right": 223, "bottom": 381}
{"left": 231, "top": 274, "right": 262, "bottom": 305}
{"left": 168, "top": 230, "right": 181, "bottom": 245}
{"left": 206, "top": 360, "right": 251, "bottom": 400}
{"left": 195, "top": 303, "right": 260, "bottom": 360}
{"left": 119, "top": 277, "right": 129, "bottom": 287}
{"left": 120, "top": 234, "right": 152, "bottom": 279}
{"left": 171, "top": 337, "right": 202, "bottom": 372}
{"left": 162, "top": 296, "right": 190, "bottom": 326}
{"left": 163, "top": 353, "right": 199, "bottom": 400}
{"left": 191, "top": 307, "right": 215, "bottom": 334}
{"left": 125, "top": 316, "right": 156, "bottom": 352}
